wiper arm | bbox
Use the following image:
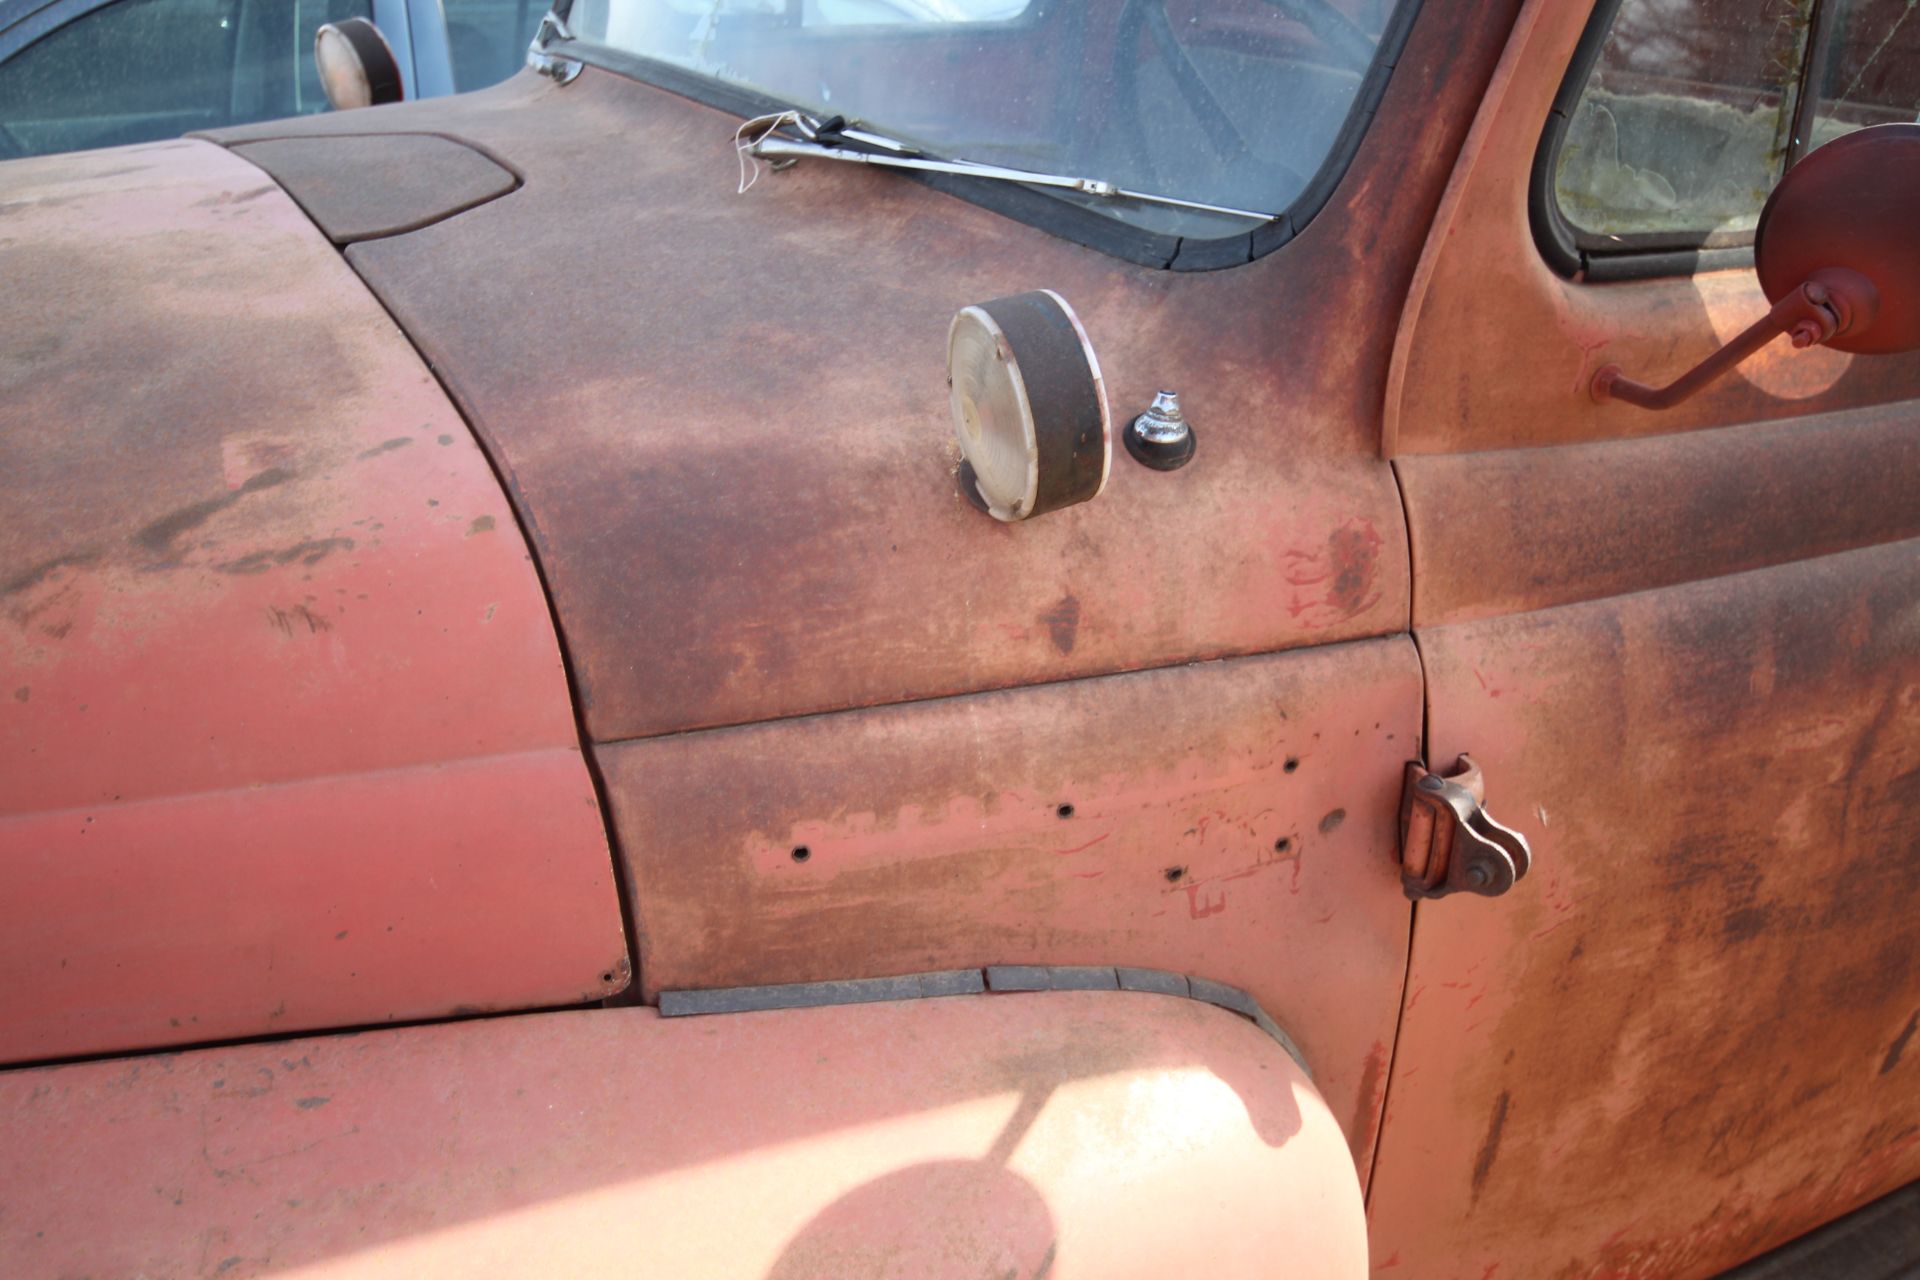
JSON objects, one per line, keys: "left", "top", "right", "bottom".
{"left": 741, "top": 114, "right": 1277, "bottom": 224}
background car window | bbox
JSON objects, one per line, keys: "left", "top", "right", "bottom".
{"left": 1806, "top": 0, "right": 1920, "bottom": 140}
{"left": 442, "top": 0, "right": 543, "bottom": 91}
{"left": 1549, "top": 0, "right": 1920, "bottom": 252}
{"left": 0, "top": 0, "right": 369, "bottom": 159}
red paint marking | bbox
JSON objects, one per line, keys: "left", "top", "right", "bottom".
{"left": 1378, "top": 1252, "right": 1401, "bottom": 1269}
{"left": 1051, "top": 832, "right": 1111, "bottom": 856}
{"left": 1067, "top": 870, "right": 1105, "bottom": 880}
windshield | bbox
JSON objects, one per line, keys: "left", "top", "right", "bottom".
{"left": 563, "top": 0, "right": 1408, "bottom": 241}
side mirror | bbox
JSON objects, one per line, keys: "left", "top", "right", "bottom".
{"left": 314, "top": 19, "right": 406, "bottom": 112}
{"left": 1591, "top": 123, "right": 1920, "bottom": 410}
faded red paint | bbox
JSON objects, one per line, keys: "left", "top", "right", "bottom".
{"left": 0, "top": 994, "right": 1368, "bottom": 1279}
{"left": 0, "top": 141, "right": 627, "bottom": 1063}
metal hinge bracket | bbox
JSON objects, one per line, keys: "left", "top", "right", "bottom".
{"left": 1397, "top": 755, "right": 1533, "bottom": 901}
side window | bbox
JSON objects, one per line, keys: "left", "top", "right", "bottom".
{"left": 1537, "top": 0, "right": 1920, "bottom": 275}
{"left": 441, "top": 0, "right": 544, "bottom": 92}
{"left": 0, "top": 0, "right": 368, "bottom": 161}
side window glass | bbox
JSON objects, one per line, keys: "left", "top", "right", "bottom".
{"left": 0, "top": 0, "right": 369, "bottom": 161}
{"left": 1555, "top": 0, "right": 1799, "bottom": 243}
{"left": 442, "top": 0, "right": 545, "bottom": 92}
{"left": 1541, "top": 0, "right": 1920, "bottom": 272}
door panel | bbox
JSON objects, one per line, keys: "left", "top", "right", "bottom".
{"left": 1372, "top": 0, "right": 1920, "bottom": 1273}
{"left": 1369, "top": 541, "right": 1920, "bottom": 1278}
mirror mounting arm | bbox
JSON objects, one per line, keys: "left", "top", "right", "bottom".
{"left": 1590, "top": 268, "right": 1879, "bottom": 411}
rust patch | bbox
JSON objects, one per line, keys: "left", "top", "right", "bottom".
{"left": 466, "top": 515, "right": 496, "bottom": 537}
{"left": 355, "top": 437, "right": 413, "bottom": 461}
{"left": 214, "top": 537, "right": 355, "bottom": 575}
{"left": 1885, "top": 1011, "right": 1919, "bottom": 1075}
{"left": 133, "top": 467, "right": 293, "bottom": 562}
{"left": 1041, "top": 594, "right": 1080, "bottom": 655}
{"left": 1470, "top": 1089, "right": 1510, "bottom": 1201}
{"left": 1326, "top": 521, "right": 1383, "bottom": 617}
{"left": 2, "top": 551, "right": 101, "bottom": 599}
{"left": 293, "top": 1096, "right": 330, "bottom": 1110}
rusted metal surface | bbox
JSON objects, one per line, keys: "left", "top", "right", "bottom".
{"left": 1382, "top": 0, "right": 1920, "bottom": 457}
{"left": 0, "top": 140, "right": 627, "bottom": 1062}
{"left": 598, "top": 638, "right": 1421, "bottom": 1177}
{"left": 0, "top": 993, "right": 1368, "bottom": 1279}
{"left": 198, "top": 0, "right": 1522, "bottom": 743}
{"left": 1396, "top": 400, "right": 1920, "bottom": 627}
{"left": 1368, "top": 539, "right": 1920, "bottom": 1278}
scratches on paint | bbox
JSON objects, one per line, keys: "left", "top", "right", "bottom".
{"left": 266, "top": 604, "right": 331, "bottom": 637}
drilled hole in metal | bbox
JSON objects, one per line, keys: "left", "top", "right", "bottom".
{"left": 1283, "top": 757, "right": 1300, "bottom": 773}
{"left": 1165, "top": 866, "right": 1185, "bottom": 883}
{"left": 791, "top": 846, "right": 811, "bottom": 863}
{"left": 1274, "top": 837, "right": 1292, "bottom": 853}
{"left": 1056, "top": 803, "right": 1074, "bottom": 819}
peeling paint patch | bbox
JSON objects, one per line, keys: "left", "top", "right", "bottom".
{"left": 467, "top": 515, "right": 496, "bottom": 537}
{"left": 293, "top": 1096, "right": 330, "bottom": 1110}
{"left": 1319, "top": 808, "right": 1347, "bottom": 834}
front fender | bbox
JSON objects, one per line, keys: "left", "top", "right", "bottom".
{"left": 0, "top": 987, "right": 1368, "bottom": 1278}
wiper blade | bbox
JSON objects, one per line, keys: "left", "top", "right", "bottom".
{"left": 740, "top": 114, "right": 1276, "bottom": 224}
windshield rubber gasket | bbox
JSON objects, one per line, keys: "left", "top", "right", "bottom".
{"left": 1530, "top": 0, "right": 1758, "bottom": 282}
{"left": 537, "top": 0, "right": 1424, "bottom": 273}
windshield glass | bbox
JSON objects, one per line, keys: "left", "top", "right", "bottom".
{"left": 564, "top": 0, "right": 1407, "bottom": 241}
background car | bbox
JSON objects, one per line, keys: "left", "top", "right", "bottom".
{"left": 0, "top": 0, "right": 544, "bottom": 158}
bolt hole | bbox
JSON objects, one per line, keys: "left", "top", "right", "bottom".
{"left": 1056, "top": 803, "right": 1074, "bottom": 819}
{"left": 1164, "top": 866, "right": 1185, "bottom": 883}
{"left": 791, "top": 845, "right": 811, "bottom": 863}
{"left": 600, "top": 971, "right": 614, "bottom": 984}
{"left": 1274, "top": 837, "right": 1292, "bottom": 853}
{"left": 1283, "top": 757, "right": 1300, "bottom": 773}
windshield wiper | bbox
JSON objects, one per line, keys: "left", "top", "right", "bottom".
{"left": 741, "top": 113, "right": 1277, "bottom": 224}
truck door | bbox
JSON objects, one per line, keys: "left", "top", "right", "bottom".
{"left": 1369, "top": 0, "right": 1920, "bottom": 1275}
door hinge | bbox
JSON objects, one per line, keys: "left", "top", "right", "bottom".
{"left": 1397, "top": 755, "right": 1533, "bottom": 901}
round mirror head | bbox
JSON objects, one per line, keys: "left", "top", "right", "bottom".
{"left": 947, "top": 291, "right": 1109, "bottom": 522}
{"left": 1756, "top": 123, "right": 1920, "bottom": 355}
{"left": 315, "top": 18, "right": 404, "bottom": 112}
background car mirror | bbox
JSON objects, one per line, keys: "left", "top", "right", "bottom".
{"left": 315, "top": 19, "right": 405, "bottom": 112}
{"left": 1591, "top": 123, "right": 1920, "bottom": 410}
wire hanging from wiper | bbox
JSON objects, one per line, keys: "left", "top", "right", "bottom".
{"left": 732, "top": 111, "right": 1278, "bottom": 224}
